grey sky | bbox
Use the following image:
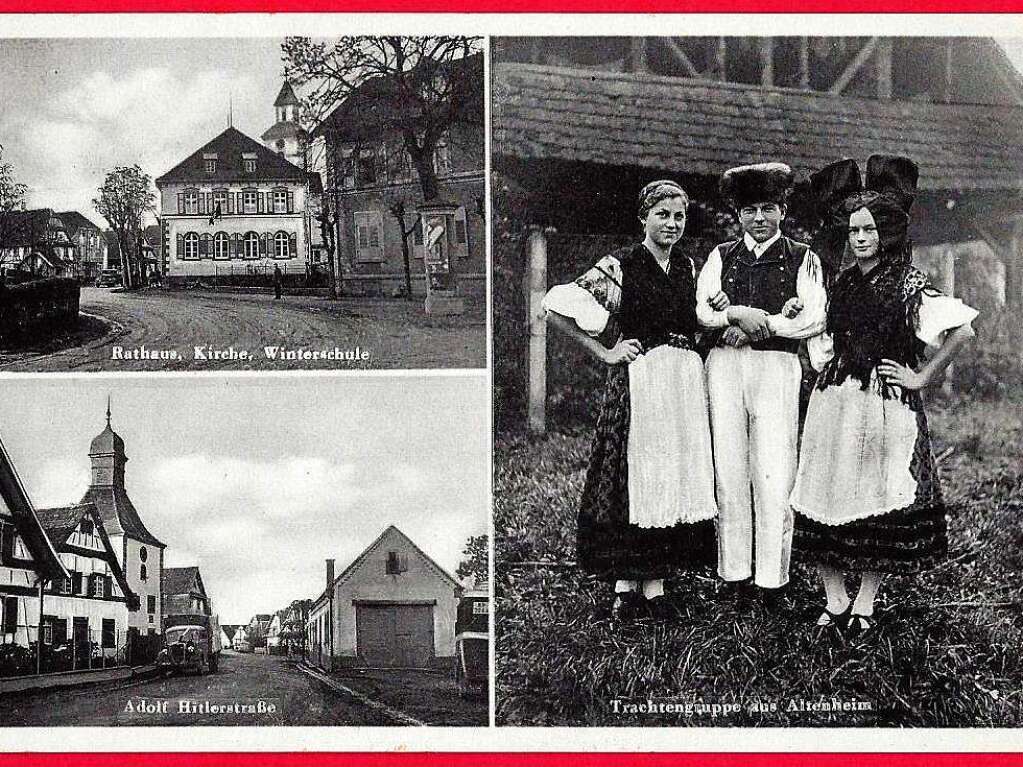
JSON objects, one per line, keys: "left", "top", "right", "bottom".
{"left": 0, "top": 38, "right": 288, "bottom": 227}
{"left": 0, "top": 375, "right": 489, "bottom": 624}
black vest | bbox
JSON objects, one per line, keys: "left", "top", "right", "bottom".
{"left": 612, "top": 243, "right": 699, "bottom": 352}
{"left": 716, "top": 235, "right": 809, "bottom": 354}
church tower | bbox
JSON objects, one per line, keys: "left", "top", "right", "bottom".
{"left": 81, "top": 400, "right": 165, "bottom": 636}
{"left": 261, "top": 81, "right": 307, "bottom": 169}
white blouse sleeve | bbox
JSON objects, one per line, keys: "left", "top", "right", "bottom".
{"left": 915, "top": 292, "right": 979, "bottom": 347}
{"left": 807, "top": 331, "right": 835, "bottom": 371}
{"left": 541, "top": 255, "right": 623, "bottom": 337}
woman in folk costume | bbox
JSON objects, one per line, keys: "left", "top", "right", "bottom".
{"left": 791, "top": 155, "right": 977, "bottom": 632}
{"left": 542, "top": 180, "right": 720, "bottom": 621}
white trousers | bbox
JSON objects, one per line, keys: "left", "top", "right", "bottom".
{"left": 706, "top": 347, "right": 801, "bottom": 588}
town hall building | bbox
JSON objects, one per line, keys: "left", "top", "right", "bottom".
{"left": 156, "top": 101, "right": 319, "bottom": 286}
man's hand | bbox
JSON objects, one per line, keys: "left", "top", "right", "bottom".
{"left": 726, "top": 306, "right": 772, "bottom": 342}
{"left": 603, "top": 338, "right": 644, "bottom": 366}
{"left": 721, "top": 326, "right": 750, "bottom": 348}
{"left": 782, "top": 297, "right": 803, "bottom": 319}
{"left": 708, "top": 290, "right": 730, "bottom": 311}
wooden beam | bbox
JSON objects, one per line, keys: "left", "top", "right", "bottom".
{"left": 829, "top": 37, "right": 878, "bottom": 95}
{"left": 760, "top": 38, "right": 774, "bottom": 88}
{"left": 799, "top": 37, "right": 810, "bottom": 90}
{"left": 715, "top": 37, "right": 727, "bottom": 81}
{"left": 629, "top": 38, "right": 649, "bottom": 74}
{"left": 526, "top": 226, "right": 550, "bottom": 436}
{"left": 876, "top": 37, "right": 893, "bottom": 100}
{"left": 663, "top": 38, "right": 700, "bottom": 78}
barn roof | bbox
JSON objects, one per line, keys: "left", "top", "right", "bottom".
{"left": 493, "top": 62, "right": 1023, "bottom": 193}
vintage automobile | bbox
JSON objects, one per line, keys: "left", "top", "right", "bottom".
{"left": 157, "top": 614, "right": 221, "bottom": 675}
{"left": 453, "top": 587, "right": 489, "bottom": 697}
{"left": 95, "top": 268, "right": 122, "bottom": 288}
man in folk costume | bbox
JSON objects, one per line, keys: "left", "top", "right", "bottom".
{"left": 696, "top": 162, "right": 827, "bottom": 594}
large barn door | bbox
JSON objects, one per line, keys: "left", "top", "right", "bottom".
{"left": 356, "top": 604, "right": 434, "bottom": 668}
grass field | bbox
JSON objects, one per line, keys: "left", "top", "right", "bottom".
{"left": 494, "top": 393, "right": 1023, "bottom": 727}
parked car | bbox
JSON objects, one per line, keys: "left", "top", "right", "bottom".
{"left": 157, "top": 613, "right": 222, "bottom": 675}
{"left": 95, "top": 268, "right": 122, "bottom": 288}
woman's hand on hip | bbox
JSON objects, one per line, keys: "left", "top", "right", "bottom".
{"left": 708, "top": 290, "right": 730, "bottom": 311}
{"left": 604, "top": 338, "right": 644, "bottom": 366}
{"left": 877, "top": 359, "right": 927, "bottom": 390}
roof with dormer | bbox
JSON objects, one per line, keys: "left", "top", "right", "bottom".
{"left": 36, "top": 502, "right": 137, "bottom": 605}
{"left": 156, "top": 126, "right": 309, "bottom": 186}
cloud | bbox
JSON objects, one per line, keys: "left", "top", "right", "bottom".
{"left": 22, "top": 457, "right": 91, "bottom": 509}
{"left": 21, "top": 64, "right": 268, "bottom": 223}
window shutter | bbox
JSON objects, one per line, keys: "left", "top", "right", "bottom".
{"left": 198, "top": 194, "right": 205, "bottom": 216}
{"left": 104, "top": 575, "right": 113, "bottom": 598}
{"left": 199, "top": 234, "right": 209, "bottom": 258}
{"left": 227, "top": 193, "right": 234, "bottom": 215}
{"left": 177, "top": 193, "right": 184, "bottom": 214}
{"left": 176, "top": 233, "right": 184, "bottom": 258}
{"left": 207, "top": 193, "right": 214, "bottom": 215}
{"left": 287, "top": 192, "right": 294, "bottom": 213}
{"left": 369, "top": 218, "right": 380, "bottom": 248}
{"left": 72, "top": 571, "right": 82, "bottom": 595}
{"left": 55, "top": 618, "right": 67, "bottom": 644}
{"left": 259, "top": 233, "right": 267, "bottom": 258}
{"left": 289, "top": 232, "right": 297, "bottom": 258}
{"left": 236, "top": 192, "right": 243, "bottom": 213}
{"left": 234, "top": 233, "right": 244, "bottom": 257}
{"left": 2, "top": 597, "right": 16, "bottom": 634}
{"left": 258, "top": 193, "right": 265, "bottom": 214}
{"left": 455, "top": 216, "right": 467, "bottom": 245}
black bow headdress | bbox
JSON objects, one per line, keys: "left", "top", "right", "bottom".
{"left": 809, "top": 154, "right": 919, "bottom": 271}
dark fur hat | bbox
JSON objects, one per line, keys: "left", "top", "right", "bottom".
{"left": 719, "top": 162, "right": 794, "bottom": 208}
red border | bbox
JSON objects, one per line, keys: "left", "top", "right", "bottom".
{"left": 2, "top": 0, "right": 1023, "bottom": 11}
{"left": 1, "top": 756, "right": 1023, "bottom": 766}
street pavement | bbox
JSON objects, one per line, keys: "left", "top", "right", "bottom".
{"left": 0, "top": 287, "right": 485, "bottom": 372}
{"left": 0, "top": 651, "right": 408, "bottom": 726}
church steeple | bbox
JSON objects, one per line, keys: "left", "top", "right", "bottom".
{"left": 89, "top": 398, "right": 127, "bottom": 488}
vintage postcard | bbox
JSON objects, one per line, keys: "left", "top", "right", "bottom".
{"left": 0, "top": 35, "right": 485, "bottom": 371}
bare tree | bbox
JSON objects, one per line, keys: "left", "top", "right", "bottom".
{"left": 0, "top": 145, "right": 28, "bottom": 256}
{"left": 283, "top": 36, "right": 483, "bottom": 203}
{"left": 93, "top": 166, "right": 154, "bottom": 291}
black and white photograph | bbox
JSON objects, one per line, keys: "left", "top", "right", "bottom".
{"left": 0, "top": 35, "right": 485, "bottom": 371}
{"left": 493, "top": 35, "right": 1023, "bottom": 726}
{"left": 0, "top": 375, "right": 489, "bottom": 726}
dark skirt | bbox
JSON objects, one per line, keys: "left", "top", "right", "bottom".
{"left": 577, "top": 365, "right": 716, "bottom": 581}
{"left": 793, "top": 396, "right": 949, "bottom": 574}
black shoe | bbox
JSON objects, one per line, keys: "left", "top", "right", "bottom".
{"left": 717, "top": 579, "right": 754, "bottom": 601}
{"left": 646, "top": 595, "right": 681, "bottom": 621}
{"left": 611, "top": 591, "right": 647, "bottom": 621}
{"left": 759, "top": 586, "right": 788, "bottom": 609}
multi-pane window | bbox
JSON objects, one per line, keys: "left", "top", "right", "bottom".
{"left": 243, "top": 191, "right": 258, "bottom": 214}
{"left": 385, "top": 551, "right": 408, "bottom": 575}
{"left": 273, "top": 191, "right": 288, "bottom": 213}
{"left": 147, "top": 595, "right": 156, "bottom": 614}
{"left": 213, "top": 191, "right": 229, "bottom": 216}
{"left": 244, "top": 232, "right": 260, "bottom": 260}
{"left": 184, "top": 191, "right": 199, "bottom": 215}
{"left": 354, "top": 211, "right": 383, "bottom": 263}
{"left": 90, "top": 574, "right": 104, "bottom": 597}
{"left": 214, "top": 232, "right": 231, "bottom": 260}
{"left": 183, "top": 233, "right": 199, "bottom": 260}
{"left": 473, "top": 601, "right": 489, "bottom": 615}
{"left": 61, "top": 576, "right": 72, "bottom": 594}
{"left": 341, "top": 148, "right": 355, "bottom": 189}
{"left": 244, "top": 158, "right": 256, "bottom": 173}
{"left": 357, "top": 150, "right": 376, "bottom": 185}
{"left": 274, "top": 232, "right": 290, "bottom": 259}
{"left": 205, "top": 159, "right": 217, "bottom": 174}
